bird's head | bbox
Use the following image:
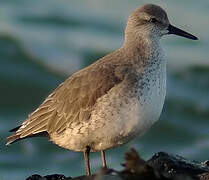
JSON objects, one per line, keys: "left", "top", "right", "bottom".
{"left": 125, "top": 4, "right": 198, "bottom": 44}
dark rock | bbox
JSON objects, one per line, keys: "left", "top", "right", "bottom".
{"left": 203, "top": 161, "right": 209, "bottom": 167}
{"left": 26, "top": 174, "right": 43, "bottom": 180}
{"left": 25, "top": 149, "right": 209, "bottom": 180}
{"left": 44, "top": 174, "right": 67, "bottom": 180}
{"left": 148, "top": 152, "right": 209, "bottom": 177}
{"left": 120, "top": 148, "right": 197, "bottom": 180}
{"left": 26, "top": 174, "right": 68, "bottom": 180}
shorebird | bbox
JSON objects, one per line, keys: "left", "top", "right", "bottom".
{"left": 6, "top": 4, "right": 197, "bottom": 176}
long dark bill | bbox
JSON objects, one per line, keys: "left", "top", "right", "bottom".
{"left": 168, "top": 24, "right": 198, "bottom": 40}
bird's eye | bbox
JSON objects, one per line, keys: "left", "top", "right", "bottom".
{"left": 149, "top": 18, "right": 158, "bottom": 23}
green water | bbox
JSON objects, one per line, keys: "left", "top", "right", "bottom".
{"left": 0, "top": 0, "right": 209, "bottom": 179}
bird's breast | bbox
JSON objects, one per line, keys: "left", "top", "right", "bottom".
{"left": 86, "top": 59, "right": 167, "bottom": 151}
{"left": 134, "top": 60, "right": 167, "bottom": 135}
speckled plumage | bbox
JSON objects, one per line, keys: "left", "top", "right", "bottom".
{"left": 49, "top": 38, "right": 166, "bottom": 152}
{"left": 6, "top": 3, "right": 198, "bottom": 176}
{"left": 6, "top": 4, "right": 168, "bottom": 150}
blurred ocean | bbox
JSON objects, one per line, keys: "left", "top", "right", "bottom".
{"left": 0, "top": 0, "right": 209, "bottom": 179}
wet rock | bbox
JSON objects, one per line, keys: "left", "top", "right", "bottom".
{"left": 26, "top": 174, "right": 43, "bottom": 180}
{"left": 26, "top": 174, "right": 68, "bottom": 180}
{"left": 147, "top": 151, "right": 209, "bottom": 177}
{"left": 25, "top": 149, "right": 209, "bottom": 180}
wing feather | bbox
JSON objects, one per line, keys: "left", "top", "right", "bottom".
{"left": 6, "top": 57, "right": 128, "bottom": 145}
{"left": 46, "top": 63, "right": 122, "bottom": 134}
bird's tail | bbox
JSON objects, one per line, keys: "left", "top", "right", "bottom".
{"left": 5, "top": 92, "right": 55, "bottom": 146}
{"left": 6, "top": 127, "right": 48, "bottom": 146}
{"left": 6, "top": 133, "right": 21, "bottom": 146}
{"left": 5, "top": 126, "right": 21, "bottom": 145}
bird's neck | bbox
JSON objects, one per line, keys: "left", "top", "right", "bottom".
{"left": 122, "top": 33, "right": 163, "bottom": 65}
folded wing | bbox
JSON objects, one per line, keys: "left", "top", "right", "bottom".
{"left": 6, "top": 62, "right": 122, "bottom": 145}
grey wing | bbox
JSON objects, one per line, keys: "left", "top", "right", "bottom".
{"left": 46, "top": 64, "right": 122, "bottom": 134}
{"left": 6, "top": 63, "right": 122, "bottom": 144}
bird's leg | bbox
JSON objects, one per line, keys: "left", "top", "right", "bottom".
{"left": 101, "top": 150, "right": 107, "bottom": 168}
{"left": 83, "top": 146, "right": 91, "bottom": 176}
